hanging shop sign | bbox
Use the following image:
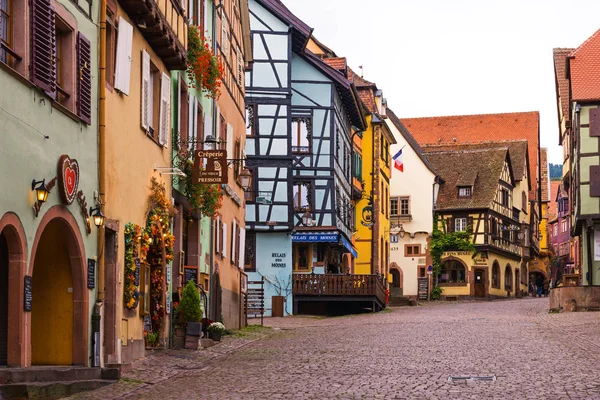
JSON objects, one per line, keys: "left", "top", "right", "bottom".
{"left": 58, "top": 155, "right": 80, "bottom": 205}
{"left": 361, "top": 204, "right": 374, "bottom": 227}
{"left": 193, "top": 150, "right": 227, "bottom": 184}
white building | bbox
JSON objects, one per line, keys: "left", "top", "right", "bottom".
{"left": 385, "top": 109, "right": 440, "bottom": 299}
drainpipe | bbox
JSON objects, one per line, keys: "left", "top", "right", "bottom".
{"left": 371, "top": 121, "right": 376, "bottom": 275}
{"left": 586, "top": 226, "right": 593, "bottom": 286}
{"left": 98, "top": 0, "right": 106, "bottom": 304}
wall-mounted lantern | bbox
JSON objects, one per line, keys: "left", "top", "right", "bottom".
{"left": 32, "top": 179, "right": 50, "bottom": 203}
{"left": 89, "top": 207, "right": 105, "bottom": 227}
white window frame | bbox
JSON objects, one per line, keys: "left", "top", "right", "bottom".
{"left": 399, "top": 197, "right": 410, "bottom": 216}
{"left": 458, "top": 186, "right": 471, "bottom": 197}
{"left": 455, "top": 217, "right": 468, "bottom": 232}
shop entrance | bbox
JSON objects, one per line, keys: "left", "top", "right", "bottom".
{"left": 31, "top": 220, "right": 74, "bottom": 365}
{"left": 0, "top": 233, "right": 8, "bottom": 365}
{"left": 474, "top": 269, "right": 486, "bottom": 298}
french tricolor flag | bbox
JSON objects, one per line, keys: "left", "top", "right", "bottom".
{"left": 393, "top": 148, "right": 404, "bottom": 172}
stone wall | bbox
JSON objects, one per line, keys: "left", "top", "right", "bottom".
{"left": 549, "top": 286, "right": 600, "bottom": 311}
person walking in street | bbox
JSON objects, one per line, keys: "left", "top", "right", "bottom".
{"left": 543, "top": 279, "right": 550, "bottom": 297}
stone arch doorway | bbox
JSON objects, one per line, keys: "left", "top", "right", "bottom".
{"left": 30, "top": 207, "right": 88, "bottom": 366}
{"left": 0, "top": 213, "right": 27, "bottom": 367}
{"left": 389, "top": 263, "right": 403, "bottom": 296}
{"left": 530, "top": 270, "right": 546, "bottom": 296}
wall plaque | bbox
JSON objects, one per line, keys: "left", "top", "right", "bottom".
{"left": 87, "top": 258, "right": 96, "bottom": 289}
{"left": 24, "top": 275, "right": 32, "bottom": 312}
{"left": 57, "top": 155, "right": 80, "bottom": 205}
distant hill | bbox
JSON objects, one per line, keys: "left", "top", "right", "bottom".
{"left": 549, "top": 163, "right": 562, "bottom": 180}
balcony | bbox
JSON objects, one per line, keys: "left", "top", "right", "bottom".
{"left": 292, "top": 273, "right": 386, "bottom": 313}
{"left": 120, "top": 0, "right": 187, "bottom": 70}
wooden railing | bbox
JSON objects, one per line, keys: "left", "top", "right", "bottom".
{"left": 292, "top": 273, "right": 386, "bottom": 305}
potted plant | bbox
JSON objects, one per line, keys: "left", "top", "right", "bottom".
{"left": 207, "top": 322, "right": 225, "bottom": 342}
{"left": 145, "top": 331, "right": 159, "bottom": 348}
{"left": 180, "top": 281, "right": 203, "bottom": 349}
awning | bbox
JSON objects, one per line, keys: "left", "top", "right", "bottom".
{"left": 292, "top": 231, "right": 358, "bottom": 259}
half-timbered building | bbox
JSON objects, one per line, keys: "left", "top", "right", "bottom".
{"left": 244, "top": 0, "right": 370, "bottom": 316}
{"left": 423, "top": 145, "right": 527, "bottom": 299}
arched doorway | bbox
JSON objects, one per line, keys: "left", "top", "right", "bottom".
{"left": 0, "top": 233, "right": 8, "bottom": 366}
{"left": 32, "top": 220, "right": 74, "bottom": 364}
{"left": 389, "top": 263, "right": 403, "bottom": 296}
{"left": 505, "top": 265, "right": 513, "bottom": 296}
{"left": 29, "top": 207, "right": 88, "bottom": 366}
{"left": 211, "top": 265, "right": 222, "bottom": 322}
{"left": 530, "top": 271, "right": 546, "bottom": 296}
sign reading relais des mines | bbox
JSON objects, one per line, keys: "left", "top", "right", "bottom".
{"left": 193, "top": 150, "right": 227, "bottom": 184}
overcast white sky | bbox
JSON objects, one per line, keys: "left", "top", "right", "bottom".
{"left": 284, "top": 0, "right": 600, "bottom": 164}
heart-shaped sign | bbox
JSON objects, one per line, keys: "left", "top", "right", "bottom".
{"left": 58, "top": 155, "right": 80, "bottom": 205}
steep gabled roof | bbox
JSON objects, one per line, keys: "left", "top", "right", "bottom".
{"left": 302, "top": 50, "right": 365, "bottom": 130}
{"left": 553, "top": 48, "right": 573, "bottom": 131}
{"left": 547, "top": 180, "right": 561, "bottom": 222}
{"left": 569, "top": 29, "right": 600, "bottom": 102}
{"left": 401, "top": 111, "right": 539, "bottom": 198}
{"left": 423, "top": 147, "right": 511, "bottom": 211}
{"left": 255, "top": 0, "right": 313, "bottom": 53}
{"left": 423, "top": 148, "right": 510, "bottom": 211}
{"left": 323, "top": 57, "right": 348, "bottom": 77}
{"left": 386, "top": 108, "right": 438, "bottom": 176}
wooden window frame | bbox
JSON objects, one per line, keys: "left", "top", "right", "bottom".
{"left": 1, "top": 0, "right": 26, "bottom": 72}
{"left": 244, "top": 230, "right": 256, "bottom": 271}
{"left": 390, "top": 197, "right": 399, "bottom": 216}
{"left": 458, "top": 186, "right": 472, "bottom": 197}
{"left": 293, "top": 182, "right": 312, "bottom": 212}
{"left": 455, "top": 217, "right": 467, "bottom": 232}
{"left": 53, "top": 14, "right": 75, "bottom": 111}
{"left": 399, "top": 196, "right": 410, "bottom": 217}
{"left": 491, "top": 262, "right": 500, "bottom": 289}
{"left": 219, "top": 113, "right": 226, "bottom": 150}
{"left": 245, "top": 104, "right": 255, "bottom": 137}
{"left": 105, "top": 8, "right": 117, "bottom": 89}
{"left": 404, "top": 244, "right": 422, "bottom": 257}
{"left": 291, "top": 117, "right": 312, "bottom": 154}
{"left": 439, "top": 260, "right": 467, "bottom": 285}
{"left": 293, "top": 243, "right": 312, "bottom": 271}
{"left": 504, "top": 266, "right": 512, "bottom": 291}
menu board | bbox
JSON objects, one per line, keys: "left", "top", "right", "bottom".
{"left": 87, "top": 258, "right": 96, "bottom": 289}
{"left": 184, "top": 267, "right": 198, "bottom": 285}
{"left": 418, "top": 277, "right": 429, "bottom": 301}
{"left": 24, "top": 275, "right": 32, "bottom": 311}
{"left": 134, "top": 258, "right": 141, "bottom": 286}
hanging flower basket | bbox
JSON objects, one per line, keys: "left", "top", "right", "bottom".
{"left": 187, "top": 25, "right": 224, "bottom": 99}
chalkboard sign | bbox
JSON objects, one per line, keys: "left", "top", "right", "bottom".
{"left": 184, "top": 267, "right": 197, "bottom": 285}
{"left": 143, "top": 314, "right": 152, "bottom": 332}
{"left": 134, "top": 258, "right": 141, "bottom": 287}
{"left": 87, "top": 258, "right": 96, "bottom": 289}
{"left": 418, "top": 277, "right": 429, "bottom": 301}
{"left": 24, "top": 275, "right": 32, "bottom": 312}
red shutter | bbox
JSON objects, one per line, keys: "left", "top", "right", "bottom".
{"left": 590, "top": 108, "right": 600, "bottom": 137}
{"left": 77, "top": 32, "right": 92, "bottom": 125}
{"left": 31, "top": 0, "right": 56, "bottom": 93}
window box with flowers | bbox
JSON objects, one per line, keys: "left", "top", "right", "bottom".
{"left": 187, "top": 25, "right": 224, "bottom": 99}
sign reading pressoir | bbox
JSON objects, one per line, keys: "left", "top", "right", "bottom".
{"left": 193, "top": 150, "right": 227, "bottom": 184}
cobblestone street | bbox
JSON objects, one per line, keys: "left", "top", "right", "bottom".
{"left": 68, "top": 298, "right": 600, "bottom": 399}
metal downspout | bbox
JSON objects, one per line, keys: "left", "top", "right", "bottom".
{"left": 98, "top": 0, "right": 107, "bottom": 303}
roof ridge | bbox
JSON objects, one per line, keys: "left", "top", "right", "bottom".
{"left": 402, "top": 110, "right": 539, "bottom": 120}
{"left": 570, "top": 28, "right": 600, "bottom": 58}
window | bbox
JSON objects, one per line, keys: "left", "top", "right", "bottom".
{"left": 105, "top": 8, "right": 117, "bottom": 87}
{"left": 245, "top": 104, "right": 255, "bottom": 136}
{"left": 405, "top": 244, "right": 421, "bottom": 256}
{"left": 353, "top": 153, "right": 362, "bottom": 179}
{"left": 54, "top": 16, "right": 75, "bottom": 108}
{"left": 0, "top": 0, "right": 12, "bottom": 63}
{"left": 219, "top": 114, "right": 226, "bottom": 149}
{"left": 419, "top": 267, "right": 426, "bottom": 277}
{"left": 244, "top": 231, "right": 255, "bottom": 271}
{"left": 234, "top": 140, "right": 241, "bottom": 180}
{"left": 522, "top": 191, "right": 527, "bottom": 212}
{"left": 553, "top": 224, "right": 558, "bottom": 236}
{"left": 561, "top": 219, "right": 568, "bottom": 233}
{"left": 439, "top": 260, "right": 466, "bottom": 284}
{"left": 400, "top": 197, "right": 410, "bottom": 216}
{"left": 504, "top": 266, "right": 512, "bottom": 290}
{"left": 294, "top": 244, "right": 311, "bottom": 271}
{"left": 458, "top": 187, "right": 471, "bottom": 197}
{"left": 391, "top": 198, "right": 398, "bottom": 216}
{"left": 292, "top": 117, "right": 311, "bottom": 153}
{"left": 501, "top": 189, "right": 509, "bottom": 207}
{"left": 492, "top": 262, "right": 500, "bottom": 288}
{"left": 293, "top": 182, "right": 311, "bottom": 212}
{"left": 455, "top": 217, "right": 467, "bottom": 232}
{"left": 385, "top": 187, "right": 389, "bottom": 218}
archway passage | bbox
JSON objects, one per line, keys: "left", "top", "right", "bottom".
{"left": 31, "top": 220, "right": 74, "bottom": 365}
{"left": 0, "top": 233, "right": 8, "bottom": 365}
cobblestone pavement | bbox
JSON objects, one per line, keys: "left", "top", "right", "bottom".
{"left": 67, "top": 298, "right": 600, "bottom": 399}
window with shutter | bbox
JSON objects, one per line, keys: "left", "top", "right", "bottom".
{"left": 197, "top": 103, "right": 204, "bottom": 146}
{"left": 187, "top": 94, "right": 195, "bottom": 153}
{"left": 590, "top": 165, "right": 600, "bottom": 197}
{"left": 114, "top": 16, "right": 133, "bottom": 94}
{"left": 141, "top": 49, "right": 150, "bottom": 130}
{"left": 231, "top": 220, "right": 237, "bottom": 263}
{"left": 237, "top": 46, "right": 243, "bottom": 87}
{"left": 77, "top": 32, "right": 92, "bottom": 124}
{"left": 0, "top": 0, "right": 12, "bottom": 63}
{"left": 31, "top": 0, "right": 56, "bottom": 93}
{"left": 221, "top": 16, "right": 229, "bottom": 57}
{"left": 158, "top": 72, "right": 171, "bottom": 147}
{"left": 105, "top": 10, "right": 117, "bottom": 87}
{"left": 215, "top": 217, "right": 220, "bottom": 255}
{"left": 591, "top": 108, "right": 600, "bottom": 137}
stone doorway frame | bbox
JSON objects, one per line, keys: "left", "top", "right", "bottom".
{"left": 29, "top": 206, "right": 89, "bottom": 366}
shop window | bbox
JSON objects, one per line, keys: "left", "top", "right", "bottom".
{"left": 492, "top": 262, "right": 500, "bottom": 288}
{"left": 439, "top": 260, "right": 466, "bottom": 284}
{"left": 294, "top": 244, "right": 311, "bottom": 271}
{"left": 292, "top": 117, "right": 311, "bottom": 153}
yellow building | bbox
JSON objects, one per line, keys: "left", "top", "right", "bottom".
{"left": 423, "top": 144, "right": 528, "bottom": 298}
{"left": 348, "top": 72, "right": 396, "bottom": 279}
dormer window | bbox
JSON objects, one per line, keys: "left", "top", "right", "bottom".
{"left": 458, "top": 186, "right": 472, "bottom": 197}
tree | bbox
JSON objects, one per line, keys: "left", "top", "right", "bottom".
{"left": 180, "top": 280, "right": 203, "bottom": 323}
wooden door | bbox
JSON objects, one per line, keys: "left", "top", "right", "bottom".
{"left": 474, "top": 269, "right": 485, "bottom": 298}
{"left": 0, "top": 233, "right": 8, "bottom": 365}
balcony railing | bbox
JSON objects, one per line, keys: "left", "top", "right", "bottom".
{"left": 292, "top": 273, "right": 386, "bottom": 305}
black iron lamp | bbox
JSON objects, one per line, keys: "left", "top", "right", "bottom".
{"left": 239, "top": 167, "right": 252, "bottom": 191}
{"left": 203, "top": 134, "right": 218, "bottom": 150}
{"left": 89, "top": 206, "right": 105, "bottom": 227}
{"left": 31, "top": 179, "right": 50, "bottom": 203}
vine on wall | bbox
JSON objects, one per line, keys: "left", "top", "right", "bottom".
{"left": 124, "top": 223, "right": 149, "bottom": 309}
{"left": 181, "top": 160, "right": 223, "bottom": 218}
{"left": 429, "top": 213, "right": 476, "bottom": 299}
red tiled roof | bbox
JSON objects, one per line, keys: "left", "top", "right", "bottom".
{"left": 323, "top": 57, "right": 346, "bottom": 72}
{"left": 401, "top": 112, "right": 539, "bottom": 198}
{"left": 553, "top": 48, "right": 573, "bottom": 125}
{"left": 347, "top": 67, "right": 376, "bottom": 88}
{"left": 569, "top": 29, "right": 600, "bottom": 102}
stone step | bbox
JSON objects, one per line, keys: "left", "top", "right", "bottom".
{"left": 0, "top": 379, "right": 117, "bottom": 399}
{"left": 0, "top": 367, "right": 120, "bottom": 384}
{"left": 389, "top": 296, "right": 414, "bottom": 307}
